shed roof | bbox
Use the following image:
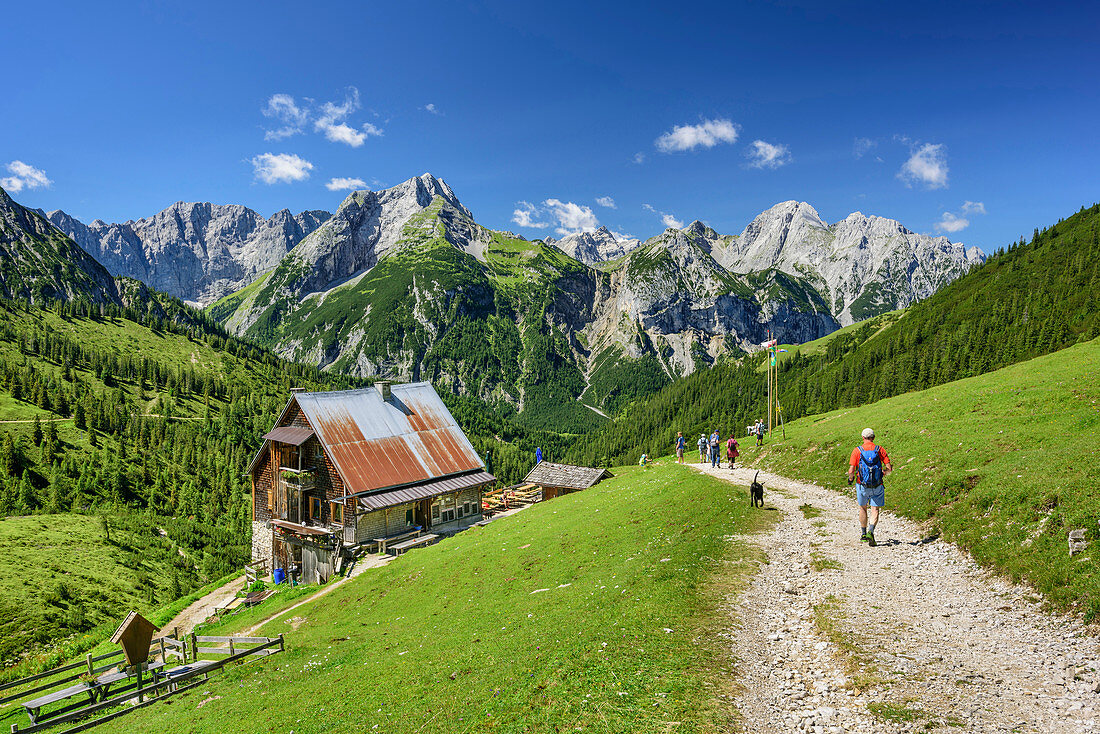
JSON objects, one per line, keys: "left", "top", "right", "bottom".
{"left": 355, "top": 469, "right": 495, "bottom": 511}
{"left": 286, "top": 384, "right": 487, "bottom": 496}
{"left": 522, "top": 462, "right": 611, "bottom": 490}
{"left": 262, "top": 426, "right": 315, "bottom": 445}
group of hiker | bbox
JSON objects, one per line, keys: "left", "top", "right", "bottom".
{"left": 673, "top": 426, "right": 757, "bottom": 469}
{"left": 671, "top": 422, "right": 892, "bottom": 548}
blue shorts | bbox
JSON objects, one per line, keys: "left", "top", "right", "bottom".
{"left": 856, "top": 483, "right": 885, "bottom": 507}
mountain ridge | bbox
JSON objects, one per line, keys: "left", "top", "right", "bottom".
{"left": 207, "top": 174, "right": 981, "bottom": 420}
{"left": 47, "top": 201, "right": 331, "bottom": 305}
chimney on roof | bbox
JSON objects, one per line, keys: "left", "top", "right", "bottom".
{"left": 376, "top": 381, "right": 392, "bottom": 401}
{"left": 290, "top": 387, "right": 306, "bottom": 394}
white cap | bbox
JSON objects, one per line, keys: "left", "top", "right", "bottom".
{"left": 862, "top": 427, "right": 875, "bottom": 439}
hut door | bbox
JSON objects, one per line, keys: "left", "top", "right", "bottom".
{"left": 415, "top": 500, "right": 430, "bottom": 530}
{"left": 302, "top": 545, "right": 330, "bottom": 584}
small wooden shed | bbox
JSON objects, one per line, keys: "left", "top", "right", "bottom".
{"left": 522, "top": 462, "right": 612, "bottom": 501}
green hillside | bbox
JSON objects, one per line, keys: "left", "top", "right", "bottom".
{"left": 743, "top": 336, "right": 1100, "bottom": 617}
{"left": 0, "top": 514, "right": 188, "bottom": 668}
{"left": 568, "top": 202, "right": 1100, "bottom": 467}
{"left": 72, "top": 465, "right": 771, "bottom": 734}
{"left": 0, "top": 298, "right": 364, "bottom": 665}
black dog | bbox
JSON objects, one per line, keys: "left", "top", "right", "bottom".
{"left": 749, "top": 471, "right": 764, "bottom": 507}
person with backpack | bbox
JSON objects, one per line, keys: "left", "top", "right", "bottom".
{"left": 725, "top": 434, "right": 739, "bottom": 468}
{"left": 674, "top": 431, "right": 686, "bottom": 464}
{"left": 847, "top": 427, "right": 892, "bottom": 547}
{"left": 755, "top": 420, "right": 765, "bottom": 447}
{"left": 697, "top": 433, "right": 708, "bottom": 463}
{"left": 708, "top": 430, "right": 720, "bottom": 468}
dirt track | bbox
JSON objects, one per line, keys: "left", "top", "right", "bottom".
{"left": 695, "top": 463, "right": 1100, "bottom": 733}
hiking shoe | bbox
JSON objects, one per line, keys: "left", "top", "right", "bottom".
{"left": 859, "top": 531, "right": 869, "bottom": 542}
{"left": 867, "top": 531, "right": 877, "bottom": 547}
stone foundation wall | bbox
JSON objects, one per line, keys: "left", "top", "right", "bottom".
{"left": 251, "top": 520, "right": 271, "bottom": 564}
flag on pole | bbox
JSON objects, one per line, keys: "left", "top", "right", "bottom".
{"left": 760, "top": 339, "right": 777, "bottom": 347}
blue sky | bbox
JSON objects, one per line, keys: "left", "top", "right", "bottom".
{"left": 2, "top": 0, "right": 1097, "bottom": 252}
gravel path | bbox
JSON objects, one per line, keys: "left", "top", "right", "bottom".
{"left": 162, "top": 576, "right": 245, "bottom": 636}
{"left": 694, "top": 463, "right": 1100, "bottom": 733}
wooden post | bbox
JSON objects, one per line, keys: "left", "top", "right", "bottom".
{"left": 159, "top": 637, "right": 166, "bottom": 663}
{"left": 190, "top": 633, "right": 198, "bottom": 663}
{"left": 136, "top": 666, "right": 143, "bottom": 704}
{"left": 278, "top": 634, "right": 284, "bottom": 652}
{"left": 229, "top": 639, "right": 235, "bottom": 658}
{"left": 86, "top": 652, "right": 94, "bottom": 677}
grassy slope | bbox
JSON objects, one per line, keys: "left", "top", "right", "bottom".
{"left": 88, "top": 465, "right": 773, "bottom": 734}
{"left": 0, "top": 515, "right": 179, "bottom": 660}
{"left": 743, "top": 337, "right": 1100, "bottom": 616}
{"left": 0, "top": 303, "right": 358, "bottom": 666}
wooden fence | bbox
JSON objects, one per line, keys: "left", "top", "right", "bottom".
{"left": 5, "top": 634, "right": 284, "bottom": 734}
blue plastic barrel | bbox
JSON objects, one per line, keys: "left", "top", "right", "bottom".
{"left": 273, "top": 568, "right": 286, "bottom": 584}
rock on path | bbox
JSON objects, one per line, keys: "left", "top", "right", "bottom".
{"left": 695, "top": 463, "right": 1100, "bottom": 733}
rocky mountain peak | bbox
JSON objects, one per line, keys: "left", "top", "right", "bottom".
{"left": 555, "top": 225, "right": 640, "bottom": 265}
{"left": 48, "top": 200, "right": 331, "bottom": 304}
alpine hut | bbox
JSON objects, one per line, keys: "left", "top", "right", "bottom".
{"left": 249, "top": 382, "right": 495, "bottom": 583}
{"left": 521, "top": 462, "right": 611, "bottom": 501}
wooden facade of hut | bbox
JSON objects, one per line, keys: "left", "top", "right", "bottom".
{"left": 521, "top": 462, "right": 611, "bottom": 501}
{"left": 249, "top": 382, "right": 495, "bottom": 583}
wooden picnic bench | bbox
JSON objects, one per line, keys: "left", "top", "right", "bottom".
{"left": 389, "top": 533, "right": 438, "bottom": 555}
{"left": 370, "top": 528, "right": 421, "bottom": 554}
{"left": 21, "top": 661, "right": 167, "bottom": 725}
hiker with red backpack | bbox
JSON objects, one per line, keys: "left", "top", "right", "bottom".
{"left": 847, "top": 427, "right": 892, "bottom": 547}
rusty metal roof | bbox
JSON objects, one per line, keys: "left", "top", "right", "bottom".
{"left": 262, "top": 426, "right": 315, "bottom": 445}
{"left": 292, "top": 383, "right": 487, "bottom": 496}
{"left": 356, "top": 469, "right": 495, "bottom": 511}
{"left": 522, "top": 462, "right": 611, "bottom": 490}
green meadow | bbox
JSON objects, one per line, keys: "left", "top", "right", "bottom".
{"left": 745, "top": 336, "right": 1100, "bottom": 616}
{"left": 77, "top": 465, "right": 774, "bottom": 734}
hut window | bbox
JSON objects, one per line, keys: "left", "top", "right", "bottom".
{"left": 462, "top": 498, "right": 478, "bottom": 516}
{"left": 405, "top": 508, "right": 415, "bottom": 525}
{"left": 430, "top": 502, "right": 440, "bottom": 520}
{"left": 330, "top": 501, "right": 343, "bottom": 524}
{"left": 310, "top": 496, "right": 322, "bottom": 520}
{"left": 440, "top": 495, "right": 456, "bottom": 523}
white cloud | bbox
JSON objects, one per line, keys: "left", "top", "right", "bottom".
{"left": 261, "top": 88, "right": 384, "bottom": 146}
{"left": 511, "top": 201, "right": 549, "bottom": 229}
{"left": 611, "top": 231, "right": 634, "bottom": 242}
{"left": 643, "top": 203, "right": 682, "bottom": 229}
{"left": 262, "top": 94, "right": 309, "bottom": 141}
{"left": 595, "top": 196, "right": 616, "bottom": 209}
{"left": 544, "top": 199, "right": 599, "bottom": 236}
{"left": 962, "top": 200, "right": 986, "bottom": 215}
{"left": 326, "top": 177, "right": 368, "bottom": 191}
{"left": 422, "top": 103, "right": 441, "bottom": 115}
{"left": 655, "top": 118, "right": 740, "bottom": 153}
{"left": 312, "top": 87, "right": 383, "bottom": 147}
{"left": 935, "top": 212, "right": 969, "bottom": 233}
{"left": 746, "top": 140, "right": 791, "bottom": 169}
{"left": 853, "top": 137, "right": 877, "bottom": 158}
{"left": 251, "top": 153, "right": 314, "bottom": 184}
{"left": 512, "top": 199, "right": 601, "bottom": 235}
{"left": 898, "top": 142, "right": 949, "bottom": 189}
{"left": 1, "top": 161, "right": 52, "bottom": 193}
{"left": 632, "top": 152, "right": 646, "bottom": 164}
